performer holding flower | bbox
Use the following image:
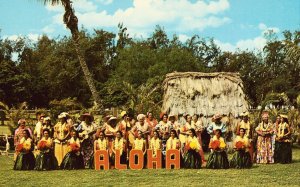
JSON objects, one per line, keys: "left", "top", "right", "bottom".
{"left": 230, "top": 128, "right": 252, "bottom": 168}
{"left": 60, "top": 130, "right": 84, "bottom": 170}
{"left": 35, "top": 129, "right": 58, "bottom": 170}
{"left": 183, "top": 129, "right": 202, "bottom": 169}
{"left": 206, "top": 129, "right": 229, "bottom": 169}
{"left": 275, "top": 115, "right": 292, "bottom": 164}
{"left": 14, "top": 129, "right": 35, "bottom": 170}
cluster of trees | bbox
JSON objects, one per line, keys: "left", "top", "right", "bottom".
{"left": 0, "top": 25, "right": 299, "bottom": 113}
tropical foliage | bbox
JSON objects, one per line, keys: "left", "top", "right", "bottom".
{"left": 0, "top": 26, "right": 299, "bottom": 114}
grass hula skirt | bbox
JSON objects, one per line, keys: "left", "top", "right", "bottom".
{"left": 183, "top": 150, "right": 202, "bottom": 169}
{"left": 35, "top": 151, "right": 58, "bottom": 171}
{"left": 14, "top": 151, "right": 35, "bottom": 170}
{"left": 275, "top": 141, "right": 292, "bottom": 164}
{"left": 60, "top": 152, "right": 85, "bottom": 170}
{"left": 229, "top": 150, "right": 252, "bottom": 169}
{"left": 206, "top": 151, "right": 229, "bottom": 169}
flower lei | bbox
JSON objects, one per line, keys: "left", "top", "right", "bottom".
{"left": 167, "top": 137, "right": 179, "bottom": 150}
{"left": 134, "top": 138, "right": 144, "bottom": 150}
{"left": 259, "top": 121, "right": 271, "bottom": 132}
{"left": 114, "top": 138, "right": 124, "bottom": 154}
{"left": 97, "top": 138, "right": 107, "bottom": 150}
{"left": 150, "top": 138, "right": 161, "bottom": 156}
{"left": 56, "top": 122, "right": 67, "bottom": 139}
{"left": 278, "top": 122, "right": 287, "bottom": 137}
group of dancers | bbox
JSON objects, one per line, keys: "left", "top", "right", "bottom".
{"left": 12, "top": 110, "right": 292, "bottom": 170}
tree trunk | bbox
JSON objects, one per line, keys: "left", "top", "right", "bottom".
{"left": 61, "top": 0, "right": 102, "bottom": 110}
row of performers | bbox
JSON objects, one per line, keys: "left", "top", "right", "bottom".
{"left": 13, "top": 110, "right": 292, "bottom": 170}
{"left": 14, "top": 127, "right": 253, "bottom": 170}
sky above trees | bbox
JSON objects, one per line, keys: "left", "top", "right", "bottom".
{"left": 0, "top": 0, "right": 299, "bottom": 52}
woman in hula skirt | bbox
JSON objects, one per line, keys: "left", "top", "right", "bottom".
{"left": 112, "top": 131, "right": 128, "bottom": 167}
{"left": 230, "top": 128, "right": 252, "bottom": 169}
{"left": 275, "top": 115, "right": 292, "bottom": 164}
{"left": 206, "top": 129, "right": 229, "bottom": 169}
{"left": 183, "top": 128, "right": 202, "bottom": 169}
{"left": 35, "top": 129, "right": 58, "bottom": 170}
{"left": 14, "top": 129, "right": 35, "bottom": 170}
{"left": 60, "top": 130, "right": 84, "bottom": 170}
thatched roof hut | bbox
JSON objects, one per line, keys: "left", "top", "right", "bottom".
{"left": 162, "top": 72, "right": 249, "bottom": 116}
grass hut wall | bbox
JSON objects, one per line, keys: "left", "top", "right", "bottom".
{"left": 162, "top": 72, "right": 249, "bottom": 117}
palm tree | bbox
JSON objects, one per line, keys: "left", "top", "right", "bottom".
{"left": 40, "top": 0, "right": 102, "bottom": 109}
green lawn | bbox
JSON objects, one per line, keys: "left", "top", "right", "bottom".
{"left": 1, "top": 147, "right": 300, "bottom": 187}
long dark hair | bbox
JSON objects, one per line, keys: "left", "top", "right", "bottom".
{"left": 190, "top": 128, "right": 197, "bottom": 137}
{"left": 170, "top": 129, "right": 178, "bottom": 139}
{"left": 23, "top": 129, "right": 31, "bottom": 138}
{"left": 153, "top": 130, "right": 161, "bottom": 139}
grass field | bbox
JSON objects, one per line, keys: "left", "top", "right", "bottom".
{"left": 1, "top": 147, "right": 300, "bottom": 187}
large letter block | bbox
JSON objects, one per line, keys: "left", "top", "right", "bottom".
{"left": 94, "top": 150, "right": 109, "bottom": 170}
{"left": 165, "top": 149, "right": 180, "bottom": 169}
{"left": 147, "top": 149, "right": 162, "bottom": 169}
{"left": 115, "top": 150, "right": 127, "bottom": 170}
{"left": 129, "top": 150, "right": 144, "bottom": 170}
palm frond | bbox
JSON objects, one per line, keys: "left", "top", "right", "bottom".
{"left": 39, "top": 0, "right": 62, "bottom": 5}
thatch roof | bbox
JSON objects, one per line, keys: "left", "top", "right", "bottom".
{"left": 162, "top": 72, "right": 248, "bottom": 116}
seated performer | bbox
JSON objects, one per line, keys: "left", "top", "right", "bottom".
{"left": 60, "top": 130, "right": 84, "bottom": 170}
{"left": 230, "top": 128, "right": 252, "bottom": 169}
{"left": 206, "top": 129, "right": 229, "bottom": 169}
{"left": 35, "top": 129, "right": 58, "bottom": 171}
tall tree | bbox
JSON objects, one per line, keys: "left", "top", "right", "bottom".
{"left": 40, "top": 0, "right": 102, "bottom": 109}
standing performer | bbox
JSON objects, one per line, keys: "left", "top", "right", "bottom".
{"left": 131, "top": 114, "right": 150, "bottom": 141}
{"left": 41, "top": 117, "right": 54, "bottom": 138}
{"left": 79, "top": 113, "right": 98, "bottom": 168}
{"left": 255, "top": 112, "right": 274, "bottom": 164}
{"left": 116, "top": 111, "right": 131, "bottom": 139}
{"left": 34, "top": 113, "right": 45, "bottom": 144}
{"left": 146, "top": 111, "right": 158, "bottom": 134}
{"left": 179, "top": 114, "right": 193, "bottom": 152}
{"left": 275, "top": 115, "right": 292, "bottom": 164}
{"left": 207, "top": 113, "right": 227, "bottom": 136}
{"left": 54, "top": 112, "right": 70, "bottom": 166}
{"left": 191, "top": 114, "right": 205, "bottom": 163}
